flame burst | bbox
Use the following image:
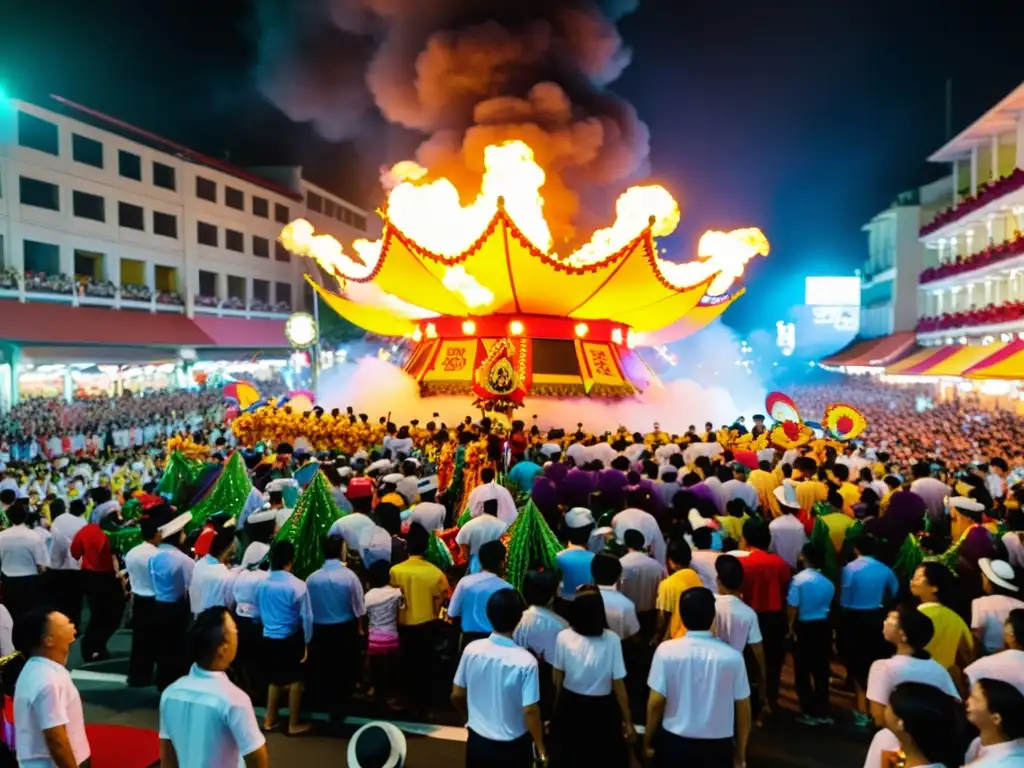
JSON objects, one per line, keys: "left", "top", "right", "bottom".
{"left": 281, "top": 140, "right": 768, "bottom": 308}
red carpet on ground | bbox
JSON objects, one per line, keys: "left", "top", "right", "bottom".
{"left": 85, "top": 724, "right": 159, "bottom": 768}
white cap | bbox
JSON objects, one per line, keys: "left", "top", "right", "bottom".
{"left": 337, "top": 466, "right": 354, "bottom": 480}
{"left": 367, "top": 459, "right": 393, "bottom": 474}
{"left": 241, "top": 541, "right": 270, "bottom": 568}
{"left": 359, "top": 525, "right": 392, "bottom": 567}
{"left": 381, "top": 473, "right": 404, "bottom": 485}
{"left": 565, "top": 507, "right": 595, "bottom": 529}
{"left": 688, "top": 508, "right": 710, "bottom": 531}
{"left": 774, "top": 481, "right": 801, "bottom": 510}
{"left": 350, "top": 450, "right": 369, "bottom": 465}
{"left": 658, "top": 464, "right": 678, "bottom": 478}
{"left": 265, "top": 478, "right": 299, "bottom": 493}
{"left": 540, "top": 443, "right": 561, "bottom": 458}
{"left": 246, "top": 509, "right": 278, "bottom": 525}
{"left": 947, "top": 496, "right": 984, "bottom": 513}
{"left": 417, "top": 475, "right": 439, "bottom": 495}
{"left": 403, "top": 457, "right": 422, "bottom": 468}
{"left": 979, "top": 558, "right": 1019, "bottom": 592}
{"left": 346, "top": 721, "right": 407, "bottom": 768}
{"left": 159, "top": 512, "right": 192, "bottom": 539}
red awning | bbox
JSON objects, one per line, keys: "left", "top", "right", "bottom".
{"left": 821, "top": 332, "right": 916, "bottom": 367}
{"left": 0, "top": 301, "right": 289, "bottom": 349}
{"left": 191, "top": 316, "right": 290, "bottom": 348}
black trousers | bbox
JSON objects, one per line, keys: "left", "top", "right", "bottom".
{"left": 48, "top": 569, "right": 82, "bottom": 628}
{"left": 151, "top": 599, "right": 190, "bottom": 691}
{"left": 399, "top": 621, "right": 439, "bottom": 714}
{"left": 1, "top": 574, "right": 44, "bottom": 624}
{"left": 839, "top": 608, "right": 889, "bottom": 689}
{"left": 653, "top": 729, "right": 732, "bottom": 768}
{"left": 794, "top": 619, "right": 832, "bottom": 718}
{"left": 310, "top": 620, "right": 361, "bottom": 725}
{"left": 128, "top": 595, "right": 157, "bottom": 686}
{"left": 466, "top": 729, "right": 533, "bottom": 768}
{"left": 80, "top": 571, "right": 124, "bottom": 662}
{"left": 233, "top": 615, "right": 263, "bottom": 700}
{"left": 756, "top": 610, "right": 787, "bottom": 707}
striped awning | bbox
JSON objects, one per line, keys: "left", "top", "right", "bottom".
{"left": 963, "top": 340, "right": 1024, "bottom": 379}
{"left": 921, "top": 344, "right": 1006, "bottom": 376}
{"left": 821, "top": 332, "right": 916, "bottom": 367}
{"left": 885, "top": 347, "right": 934, "bottom": 374}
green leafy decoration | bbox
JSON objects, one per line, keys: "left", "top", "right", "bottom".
{"left": 156, "top": 451, "right": 205, "bottom": 507}
{"left": 185, "top": 453, "right": 251, "bottom": 532}
{"left": 425, "top": 531, "right": 454, "bottom": 571}
{"left": 274, "top": 471, "right": 343, "bottom": 579}
{"left": 505, "top": 499, "right": 563, "bottom": 590}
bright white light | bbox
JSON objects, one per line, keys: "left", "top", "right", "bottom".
{"left": 285, "top": 312, "right": 318, "bottom": 347}
{"left": 611, "top": 328, "right": 624, "bottom": 345}
{"left": 574, "top": 322, "right": 589, "bottom": 338}
{"left": 462, "top": 319, "right": 476, "bottom": 335}
{"left": 509, "top": 320, "right": 524, "bottom": 335}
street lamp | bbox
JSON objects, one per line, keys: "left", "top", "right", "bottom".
{"left": 285, "top": 312, "right": 319, "bottom": 392}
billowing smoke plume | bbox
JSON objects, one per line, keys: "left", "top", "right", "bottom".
{"left": 255, "top": 0, "right": 650, "bottom": 244}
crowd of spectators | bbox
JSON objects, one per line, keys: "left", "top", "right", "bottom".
{"left": 919, "top": 233, "right": 1024, "bottom": 285}
{"left": 915, "top": 302, "right": 1024, "bottom": 332}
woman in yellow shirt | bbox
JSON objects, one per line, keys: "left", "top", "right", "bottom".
{"left": 911, "top": 562, "right": 974, "bottom": 685}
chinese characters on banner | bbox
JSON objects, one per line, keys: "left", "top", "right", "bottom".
{"left": 576, "top": 341, "right": 626, "bottom": 393}
{"left": 423, "top": 340, "right": 477, "bottom": 382}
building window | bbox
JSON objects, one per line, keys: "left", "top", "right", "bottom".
{"left": 339, "top": 207, "right": 352, "bottom": 225}
{"left": 306, "top": 191, "right": 322, "bottom": 213}
{"left": 275, "top": 203, "right": 290, "bottom": 223}
{"left": 274, "top": 241, "right": 291, "bottom": 262}
{"left": 23, "top": 240, "right": 60, "bottom": 276}
{"left": 153, "top": 162, "right": 176, "bottom": 191}
{"left": 225, "top": 186, "right": 244, "bottom": 211}
{"left": 197, "top": 222, "right": 218, "bottom": 247}
{"left": 196, "top": 176, "right": 217, "bottom": 202}
{"left": 19, "top": 177, "right": 59, "bottom": 211}
{"left": 275, "top": 281, "right": 292, "bottom": 307}
{"left": 155, "top": 265, "right": 178, "bottom": 293}
{"left": 72, "top": 134, "right": 103, "bottom": 169}
{"left": 253, "top": 278, "right": 270, "bottom": 303}
{"left": 324, "top": 199, "right": 336, "bottom": 218}
{"left": 225, "top": 229, "right": 244, "bottom": 252}
{"left": 227, "top": 275, "right": 246, "bottom": 300}
{"left": 119, "top": 202, "right": 145, "bottom": 230}
{"left": 252, "top": 236, "right": 270, "bottom": 258}
{"left": 352, "top": 213, "right": 367, "bottom": 231}
{"left": 198, "top": 270, "right": 218, "bottom": 297}
{"left": 119, "top": 150, "right": 142, "bottom": 181}
{"left": 153, "top": 211, "right": 178, "bottom": 239}
{"left": 17, "top": 112, "right": 59, "bottom": 156}
{"left": 72, "top": 191, "right": 105, "bottom": 222}
{"left": 74, "top": 250, "right": 104, "bottom": 281}
{"left": 253, "top": 196, "right": 269, "bottom": 218}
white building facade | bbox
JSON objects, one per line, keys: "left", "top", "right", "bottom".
{"left": 0, "top": 95, "right": 371, "bottom": 320}
{"left": 916, "top": 81, "right": 1024, "bottom": 345}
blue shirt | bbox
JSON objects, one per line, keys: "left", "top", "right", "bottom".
{"left": 148, "top": 543, "right": 195, "bottom": 604}
{"left": 787, "top": 568, "right": 835, "bottom": 621}
{"left": 840, "top": 556, "right": 898, "bottom": 610}
{"left": 256, "top": 570, "right": 314, "bottom": 643}
{"left": 448, "top": 571, "right": 514, "bottom": 633}
{"left": 306, "top": 559, "right": 366, "bottom": 626}
{"left": 555, "top": 548, "right": 595, "bottom": 600}
{"left": 508, "top": 461, "right": 542, "bottom": 494}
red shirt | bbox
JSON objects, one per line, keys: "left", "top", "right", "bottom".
{"left": 70, "top": 524, "right": 114, "bottom": 572}
{"left": 740, "top": 549, "right": 792, "bottom": 613}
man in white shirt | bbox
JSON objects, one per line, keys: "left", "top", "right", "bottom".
{"left": 645, "top": 587, "right": 751, "bottom": 768}
{"left": 769, "top": 483, "right": 806, "bottom": 569}
{"left": 592, "top": 554, "right": 640, "bottom": 640}
{"left": 688, "top": 525, "right": 721, "bottom": 593}
{"left": 49, "top": 498, "right": 89, "bottom": 628}
{"left": 159, "top": 606, "right": 268, "bottom": 767}
{"left": 13, "top": 609, "right": 91, "bottom": 768}
{"left": 467, "top": 468, "right": 518, "bottom": 526}
{"left": 452, "top": 588, "right": 547, "bottom": 767}
{"left": 189, "top": 530, "right": 238, "bottom": 616}
{"left": 619, "top": 530, "right": 667, "bottom": 633}
{"left": 0, "top": 500, "right": 49, "bottom": 622}
{"left": 713, "top": 555, "right": 766, "bottom": 722}
{"left": 908, "top": 461, "right": 950, "bottom": 522}
{"left": 721, "top": 465, "right": 759, "bottom": 511}
{"left": 612, "top": 507, "right": 666, "bottom": 566}
{"left": 408, "top": 501, "right": 447, "bottom": 533}
{"left": 457, "top": 499, "right": 508, "bottom": 574}
{"left": 125, "top": 515, "right": 163, "bottom": 688}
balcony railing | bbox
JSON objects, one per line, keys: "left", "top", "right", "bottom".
{"left": 920, "top": 168, "right": 1024, "bottom": 237}
{"left": 918, "top": 233, "right": 1024, "bottom": 285}
{"left": 916, "top": 301, "right": 1024, "bottom": 333}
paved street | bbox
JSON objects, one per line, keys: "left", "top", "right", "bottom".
{"left": 70, "top": 628, "right": 872, "bottom": 768}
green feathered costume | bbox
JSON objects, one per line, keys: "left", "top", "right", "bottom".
{"left": 274, "top": 471, "right": 343, "bottom": 580}
{"left": 505, "top": 500, "right": 564, "bottom": 590}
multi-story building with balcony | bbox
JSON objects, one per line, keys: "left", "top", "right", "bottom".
{"left": 0, "top": 93, "right": 374, "bottom": 404}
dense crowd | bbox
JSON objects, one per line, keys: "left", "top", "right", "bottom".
{"left": 0, "top": 379, "right": 1021, "bottom": 767}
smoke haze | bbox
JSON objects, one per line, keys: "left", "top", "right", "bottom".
{"left": 254, "top": 0, "right": 651, "bottom": 244}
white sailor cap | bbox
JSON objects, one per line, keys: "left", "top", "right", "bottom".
{"left": 367, "top": 459, "right": 393, "bottom": 474}
{"left": 241, "top": 541, "right": 270, "bottom": 568}
{"left": 565, "top": 507, "right": 595, "bottom": 529}
{"left": 158, "top": 512, "right": 192, "bottom": 539}
{"left": 246, "top": 509, "right": 278, "bottom": 525}
{"left": 381, "top": 473, "right": 404, "bottom": 485}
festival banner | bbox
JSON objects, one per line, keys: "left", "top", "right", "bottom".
{"left": 576, "top": 340, "right": 627, "bottom": 394}
{"left": 423, "top": 339, "right": 477, "bottom": 382}
{"left": 472, "top": 338, "right": 530, "bottom": 406}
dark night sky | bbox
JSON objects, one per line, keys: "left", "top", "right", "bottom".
{"left": 1, "top": 0, "right": 1022, "bottom": 333}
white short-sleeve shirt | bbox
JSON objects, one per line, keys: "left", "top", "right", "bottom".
{"left": 647, "top": 631, "right": 750, "bottom": 739}
{"left": 456, "top": 515, "right": 508, "bottom": 556}
{"left": 965, "top": 649, "right": 1024, "bottom": 696}
{"left": 971, "top": 594, "right": 1024, "bottom": 653}
{"left": 598, "top": 586, "right": 640, "bottom": 640}
{"left": 551, "top": 628, "right": 625, "bottom": 697}
{"left": 619, "top": 551, "right": 667, "bottom": 614}
{"left": 14, "top": 657, "right": 91, "bottom": 768}
{"left": 0, "top": 525, "right": 49, "bottom": 576}
{"left": 159, "top": 664, "right": 265, "bottom": 768}
{"left": 453, "top": 634, "right": 540, "bottom": 742}
{"left": 513, "top": 606, "right": 568, "bottom": 663}
{"left": 865, "top": 654, "right": 959, "bottom": 707}
{"left": 714, "top": 594, "right": 762, "bottom": 653}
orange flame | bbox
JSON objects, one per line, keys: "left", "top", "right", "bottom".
{"left": 281, "top": 140, "right": 768, "bottom": 308}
